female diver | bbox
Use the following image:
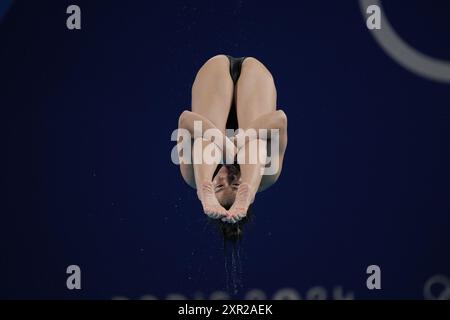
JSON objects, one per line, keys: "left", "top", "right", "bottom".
{"left": 177, "top": 55, "right": 288, "bottom": 226}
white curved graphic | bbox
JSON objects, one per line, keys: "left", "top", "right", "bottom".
{"left": 359, "top": 0, "right": 450, "bottom": 83}
{"left": 424, "top": 275, "right": 450, "bottom": 300}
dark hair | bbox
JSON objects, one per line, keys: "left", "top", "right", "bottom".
{"left": 216, "top": 205, "right": 253, "bottom": 243}
{"left": 212, "top": 164, "right": 240, "bottom": 180}
{"left": 211, "top": 163, "right": 252, "bottom": 242}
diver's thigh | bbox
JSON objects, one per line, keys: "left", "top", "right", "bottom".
{"left": 191, "top": 55, "right": 234, "bottom": 133}
{"left": 235, "top": 57, "right": 277, "bottom": 128}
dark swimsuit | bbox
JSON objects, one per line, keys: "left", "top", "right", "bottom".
{"left": 225, "top": 55, "right": 246, "bottom": 130}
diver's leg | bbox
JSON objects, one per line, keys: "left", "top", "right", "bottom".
{"left": 235, "top": 57, "right": 277, "bottom": 194}
{"left": 223, "top": 138, "right": 267, "bottom": 223}
{"left": 191, "top": 55, "right": 233, "bottom": 186}
{"left": 193, "top": 137, "right": 227, "bottom": 218}
{"left": 225, "top": 58, "right": 277, "bottom": 221}
{"left": 238, "top": 138, "right": 267, "bottom": 200}
{"left": 235, "top": 57, "right": 277, "bottom": 129}
{"left": 191, "top": 55, "right": 234, "bottom": 217}
{"left": 192, "top": 54, "right": 234, "bottom": 134}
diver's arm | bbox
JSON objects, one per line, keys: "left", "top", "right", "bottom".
{"left": 178, "top": 110, "right": 237, "bottom": 158}
{"left": 244, "top": 110, "right": 287, "bottom": 136}
{"left": 235, "top": 109, "right": 287, "bottom": 153}
{"left": 178, "top": 110, "right": 217, "bottom": 136}
{"left": 179, "top": 161, "right": 197, "bottom": 189}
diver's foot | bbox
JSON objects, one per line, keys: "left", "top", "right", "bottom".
{"left": 199, "top": 181, "right": 227, "bottom": 219}
{"left": 223, "top": 183, "right": 253, "bottom": 223}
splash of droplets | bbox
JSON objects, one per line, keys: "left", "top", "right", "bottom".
{"left": 224, "top": 242, "right": 243, "bottom": 296}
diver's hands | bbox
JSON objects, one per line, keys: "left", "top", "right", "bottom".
{"left": 221, "top": 183, "right": 254, "bottom": 224}
{"left": 198, "top": 181, "right": 227, "bottom": 219}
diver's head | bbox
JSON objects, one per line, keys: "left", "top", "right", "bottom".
{"left": 217, "top": 205, "right": 253, "bottom": 242}
{"left": 212, "top": 165, "right": 242, "bottom": 209}
{"left": 211, "top": 164, "right": 253, "bottom": 242}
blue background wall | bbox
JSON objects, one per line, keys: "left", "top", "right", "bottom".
{"left": 1, "top": 0, "right": 449, "bottom": 299}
